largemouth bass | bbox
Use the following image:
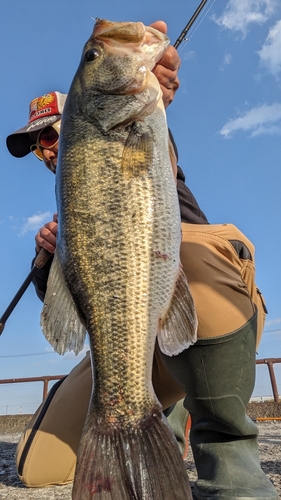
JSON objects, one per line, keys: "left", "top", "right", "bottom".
{"left": 42, "top": 19, "right": 197, "bottom": 500}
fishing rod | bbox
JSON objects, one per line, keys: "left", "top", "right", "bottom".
{"left": 0, "top": 2, "right": 212, "bottom": 337}
{"left": 0, "top": 248, "right": 51, "bottom": 335}
{"left": 174, "top": 0, "right": 210, "bottom": 48}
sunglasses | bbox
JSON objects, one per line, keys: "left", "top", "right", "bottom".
{"left": 30, "top": 120, "right": 61, "bottom": 161}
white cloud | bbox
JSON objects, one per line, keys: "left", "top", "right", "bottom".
{"left": 219, "top": 53, "right": 233, "bottom": 71}
{"left": 257, "top": 19, "right": 281, "bottom": 76}
{"left": 219, "top": 102, "right": 281, "bottom": 137}
{"left": 265, "top": 317, "right": 281, "bottom": 327}
{"left": 20, "top": 211, "right": 51, "bottom": 235}
{"left": 182, "top": 50, "right": 196, "bottom": 61}
{"left": 213, "top": 0, "right": 277, "bottom": 37}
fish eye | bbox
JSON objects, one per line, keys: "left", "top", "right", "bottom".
{"left": 84, "top": 48, "right": 100, "bottom": 62}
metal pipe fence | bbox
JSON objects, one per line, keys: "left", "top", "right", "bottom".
{"left": 0, "top": 358, "right": 280, "bottom": 411}
{"left": 256, "top": 358, "right": 281, "bottom": 403}
{"left": 0, "top": 375, "right": 65, "bottom": 403}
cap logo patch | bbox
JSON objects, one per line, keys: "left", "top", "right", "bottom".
{"left": 28, "top": 93, "right": 59, "bottom": 123}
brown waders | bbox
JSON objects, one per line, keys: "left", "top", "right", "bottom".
{"left": 159, "top": 224, "right": 277, "bottom": 499}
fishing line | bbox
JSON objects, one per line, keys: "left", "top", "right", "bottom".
{"left": 177, "top": 0, "right": 217, "bottom": 56}
{"left": 187, "top": 0, "right": 216, "bottom": 41}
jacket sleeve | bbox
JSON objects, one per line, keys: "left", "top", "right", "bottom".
{"left": 31, "top": 252, "right": 54, "bottom": 302}
{"left": 176, "top": 166, "right": 209, "bottom": 225}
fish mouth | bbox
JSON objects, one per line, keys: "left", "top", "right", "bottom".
{"left": 92, "top": 19, "right": 169, "bottom": 59}
{"left": 79, "top": 19, "right": 169, "bottom": 99}
{"left": 93, "top": 19, "right": 146, "bottom": 44}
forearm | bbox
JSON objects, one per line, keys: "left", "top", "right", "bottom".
{"left": 31, "top": 252, "right": 53, "bottom": 302}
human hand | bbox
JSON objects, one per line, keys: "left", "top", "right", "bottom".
{"left": 151, "top": 21, "right": 180, "bottom": 108}
{"left": 35, "top": 213, "right": 58, "bottom": 254}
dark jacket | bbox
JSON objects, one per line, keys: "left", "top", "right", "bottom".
{"left": 177, "top": 166, "right": 208, "bottom": 225}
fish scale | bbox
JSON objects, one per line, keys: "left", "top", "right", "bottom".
{"left": 41, "top": 19, "right": 197, "bottom": 499}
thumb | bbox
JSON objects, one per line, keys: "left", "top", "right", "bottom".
{"left": 150, "top": 21, "right": 167, "bottom": 34}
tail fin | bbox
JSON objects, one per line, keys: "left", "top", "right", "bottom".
{"left": 72, "top": 409, "right": 192, "bottom": 500}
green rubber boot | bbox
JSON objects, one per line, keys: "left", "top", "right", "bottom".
{"left": 161, "top": 313, "right": 278, "bottom": 499}
{"left": 166, "top": 399, "right": 190, "bottom": 457}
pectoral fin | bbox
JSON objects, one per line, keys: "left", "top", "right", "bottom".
{"left": 41, "top": 252, "right": 86, "bottom": 355}
{"left": 157, "top": 267, "right": 198, "bottom": 356}
{"left": 122, "top": 122, "right": 154, "bottom": 178}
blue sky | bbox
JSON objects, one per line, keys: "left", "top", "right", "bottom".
{"left": 0, "top": 0, "right": 280, "bottom": 414}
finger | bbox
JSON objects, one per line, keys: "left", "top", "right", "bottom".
{"left": 35, "top": 232, "right": 56, "bottom": 254}
{"left": 153, "top": 61, "right": 180, "bottom": 107}
{"left": 154, "top": 64, "right": 180, "bottom": 88}
{"left": 157, "top": 46, "right": 181, "bottom": 72}
{"left": 40, "top": 228, "right": 57, "bottom": 246}
{"left": 36, "top": 240, "right": 56, "bottom": 254}
{"left": 150, "top": 21, "right": 167, "bottom": 34}
{"left": 161, "top": 82, "right": 180, "bottom": 108}
{"left": 44, "top": 221, "right": 58, "bottom": 236}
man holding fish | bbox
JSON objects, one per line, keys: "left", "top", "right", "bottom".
{"left": 7, "top": 19, "right": 277, "bottom": 500}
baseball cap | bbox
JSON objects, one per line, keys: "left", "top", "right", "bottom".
{"left": 6, "top": 91, "right": 67, "bottom": 158}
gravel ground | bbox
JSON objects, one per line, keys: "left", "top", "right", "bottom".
{"left": 0, "top": 421, "right": 280, "bottom": 499}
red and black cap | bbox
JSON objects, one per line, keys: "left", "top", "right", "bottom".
{"left": 6, "top": 91, "right": 67, "bottom": 158}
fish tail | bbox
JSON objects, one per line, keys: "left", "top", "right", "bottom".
{"left": 72, "top": 409, "right": 192, "bottom": 500}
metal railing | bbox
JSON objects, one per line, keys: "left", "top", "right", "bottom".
{"left": 0, "top": 375, "right": 65, "bottom": 402}
{"left": 0, "top": 358, "right": 280, "bottom": 409}
{"left": 256, "top": 358, "right": 281, "bottom": 403}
